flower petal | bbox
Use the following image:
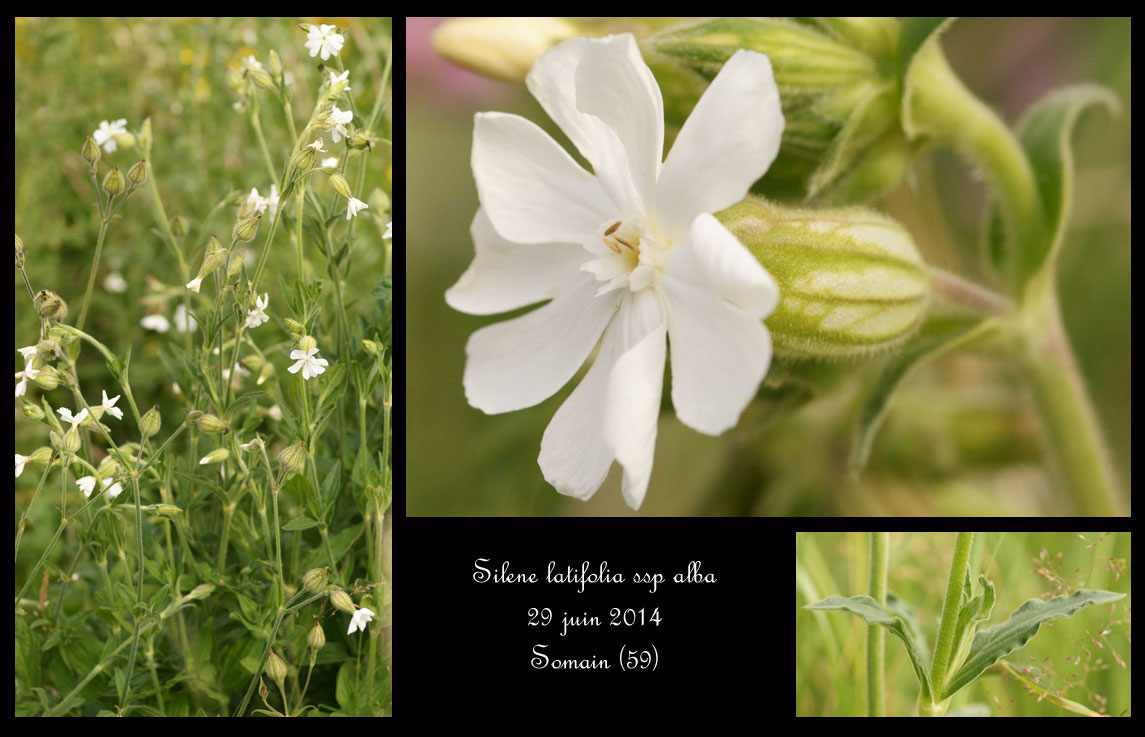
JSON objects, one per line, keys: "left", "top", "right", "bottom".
{"left": 463, "top": 275, "right": 620, "bottom": 413}
{"left": 662, "top": 275, "right": 772, "bottom": 436}
{"left": 602, "top": 290, "right": 668, "bottom": 510}
{"left": 656, "top": 50, "right": 784, "bottom": 232}
{"left": 670, "top": 213, "right": 779, "bottom": 319}
{"left": 446, "top": 209, "right": 587, "bottom": 315}
{"left": 472, "top": 112, "right": 612, "bottom": 244}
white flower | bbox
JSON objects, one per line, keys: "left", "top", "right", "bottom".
{"left": 18, "top": 346, "right": 38, "bottom": 365}
{"left": 98, "top": 390, "right": 123, "bottom": 420}
{"left": 321, "top": 157, "right": 339, "bottom": 168}
{"left": 57, "top": 407, "right": 90, "bottom": 427}
{"left": 384, "top": 221, "right": 392, "bottom": 239}
{"left": 106, "top": 481, "right": 123, "bottom": 500}
{"left": 245, "top": 293, "right": 270, "bottom": 328}
{"left": 268, "top": 405, "right": 283, "bottom": 421}
{"left": 186, "top": 277, "right": 202, "bottom": 292}
{"left": 346, "top": 197, "right": 368, "bottom": 220}
{"left": 307, "top": 139, "right": 327, "bottom": 152}
{"left": 141, "top": 314, "right": 171, "bottom": 333}
{"left": 77, "top": 475, "right": 98, "bottom": 497}
{"left": 14, "top": 367, "right": 38, "bottom": 397}
{"left": 15, "top": 454, "right": 27, "bottom": 478}
{"left": 174, "top": 304, "right": 198, "bottom": 333}
{"left": 246, "top": 187, "right": 268, "bottom": 214}
{"left": 288, "top": 347, "right": 329, "bottom": 380}
{"left": 446, "top": 34, "right": 783, "bottom": 509}
{"left": 241, "top": 55, "right": 263, "bottom": 72}
{"left": 347, "top": 606, "right": 375, "bottom": 635}
{"left": 305, "top": 24, "right": 344, "bottom": 61}
{"left": 104, "top": 272, "right": 128, "bottom": 293}
{"left": 77, "top": 475, "right": 118, "bottom": 499}
{"left": 93, "top": 118, "right": 127, "bottom": 153}
{"left": 329, "top": 69, "right": 351, "bottom": 94}
{"left": 329, "top": 105, "right": 353, "bottom": 143}
{"left": 266, "top": 185, "right": 280, "bottom": 220}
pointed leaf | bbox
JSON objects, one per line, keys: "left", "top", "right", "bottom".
{"left": 942, "top": 589, "right": 1125, "bottom": 699}
{"left": 804, "top": 594, "right": 933, "bottom": 702}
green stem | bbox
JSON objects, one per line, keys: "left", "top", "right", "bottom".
{"left": 866, "top": 532, "right": 888, "bottom": 717}
{"left": 1013, "top": 276, "right": 1123, "bottom": 515}
{"left": 925, "top": 531, "right": 974, "bottom": 716}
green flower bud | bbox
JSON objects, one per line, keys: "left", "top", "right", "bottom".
{"left": 297, "top": 335, "right": 317, "bottom": 353}
{"left": 140, "top": 405, "right": 161, "bottom": 439}
{"left": 248, "top": 68, "right": 276, "bottom": 91}
{"left": 15, "top": 233, "right": 25, "bottom": 268}
{"left": 361, "top": 339, "right": 382, "bottom": 358}
{"left": 30, "top": 367, "right": 60, "bottom": 391}
{"left": 36, "top": 338, "right": 62, "bottom": 362}
{"left": 22, "top": 403, "right": 45, "bottom": 421}
{"left": 227, "top": 248, "right": 246, "bottom": 277}
{"left": 82, "top": 135, "right": 101, "bottom": 167}
{"left": 27, "top": 447, "right": 53, "bottom": 465}
{"left": 432, "top": 16, "right": 577, "bottom": 83}
{"left": 268, "top": 49, "right": 283, "bottom": 77}
{"left": 62, "top": 426, "right": 81, "bottom": 454}
{"left": 328, "top": 173, "right": 353, "bottom": 201}
{"left": 47, "top": 325, "right": 77, "bottom": 346}
{"left": 234, "top": 214, "right": 261, "bottom": 243}
{"left": 302, "top": 566, "right": 331, "bottom": 593}
{"left": 170, "top": 215, "right": 188, "bottom": 237}
{"left": 103, "top": 166, "right": 126, "bottom": 196}
{"left": 127, "top": 159, "right": 148, "bottom": 185}
{"left": 307, "top": 622, "right": 326, "bottom": 651}
{"left": 291, "top": 146, "right": 317, "bottom": 172}
{"left": 328, "top": 589, "right": 356, "bottom": 615}
{"left": 97, "top": 455, "right": 121, "bottom": 478}
{"left": 257, "top": 362, "right": 274, "bottom": 386}
{"left": 196, "top": 413, "right": 229, "bottom": 434}
{"left": 718, "top": 197, "right": 929, "bottom": 358}
{"left": 34, "top": 290, "right": 68, "bottom": 321}
{"left": 265, "top": 650, "right": 288, "bottom": 685}
{"left": 185, "top": 583, "right": 215, "bottom": 600}
{"left": 139, "top": 117, "right": 152, "bottom": 153}
{"left": 153, "top": 504, "right": 182, "bottom": 516}
{"left": 645, "top": 17, "right": 910, "bottom": 201}
{"left": 199, "top": 448, "right": 230, "bottom": 465}
{"left": 283, "top": 318, "right": 304, "bottom": 337}
{"left": 277, "top": 441, "right": 306, "bottom": 474}
{"left": 240, "top": 354, "right": 264, "bottom": 372}
{"left": 348, "top": 129, "right": 376, "bottom": 151}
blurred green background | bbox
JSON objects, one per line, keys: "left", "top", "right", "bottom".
{"left": 795, "top": 531, "right": 1132, "bottom": 717}
{"left": 14, "top": 17, "right": 392, "bottom": 468}
{"left": 407, "top": 18, "right": 1130, "bottom": 516}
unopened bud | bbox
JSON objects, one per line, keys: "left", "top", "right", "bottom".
{"left": 277, "top": 441, "right": 306, "bottom": 474}
{"left": 227, "top": 248, "right": 245, "bottom": 277}
{"left": 249, "top": 68, "right": 276, "bottom": 91}
{"left": 297, "top": 335, "right": 317, "bottom": 353}
{"left": 234, "top": 215, "right": 261, "bottom": 243}
{"left": 185, "top": 583, "right": 215, "bottom": 600}
{"left": 140, "top": 405, "right": 161, "bottom": 439}
{"left": 26, "top": 447, "right": 53, "bottom": 465}
{"left": 82, "top": 136, "right": 101, "bottom": 167}
{"left": 127, "top": 159, "right": 148, "bottom": 185}
{"left": 291, "top": 146, "right": 317, "bottom": 172}
{"left": 361, "top": 339, "right": 381, "bottom": 358}
{"left": 328, "top": 173, "right": 353, "bottom": 201}
{"left": 22, "top": 403, "right": 45, "bottom": 421}
{"left": 302, "top": 567, "right": 331, "bottom": 593}
{"left": 433, "top": 16, "right": 576, "bottom": 83}
{"left": 348, "top": 129, "right": 375, "bottom": 151}
{"left": 103, "top": 166, "right": 126, "bottom": 196}
{"left": 240, "top": 355, "right": 264, "bottom": 372}
{"left": 283, "top": 318, "right": 304, "bottom": 337}
{"left": 97, "top": 456, "right": 121, "bottom": 478}
{"left": 718, "top": 197, "right": 929, "bottom": 358}
{"left": 328, "top": 589, "right": 356, "bottom": 614}
{"left": 62, "top": 427, "right": 81, "bottom": 454}
{"left": 170, "top": 215, "right": 188, "bottom": 237}
{"left": 35, "top": 290, "right": 68, "bottom": 321}
{"left": 196, "top": 413, "right": 228, "bottom": 434}
{"left": 257, "top": 362, "right": 274, "bottom": 386}
{"left": 30, "top": 367, "right": 60, "bottom": 391}
{"left": 307, "top": 622, "right": 326, "bottom": 651}
{"left": 265, "top": 650, "right": 288, "bottom": 685}
{"left": 268, "top": 49, "right": 283, "bottom": 77}
{"left": 199, "top": 448, "right": 230, "bottom": 465}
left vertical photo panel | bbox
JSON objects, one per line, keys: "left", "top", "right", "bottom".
{"left": 15, "top": 17, "right": 393, "bottom": 716}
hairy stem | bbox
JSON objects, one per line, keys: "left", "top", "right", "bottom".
{"left": 866, "top": 532, "right": 888, "bottom": 717}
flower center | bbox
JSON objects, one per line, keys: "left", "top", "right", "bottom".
{"left": 582, "top": 218, "right": 668, "bottom": 296}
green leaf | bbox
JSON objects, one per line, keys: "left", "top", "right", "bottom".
{"left": 850, "top": 317, "right": 999, "bottom": 471}
{"left": 942, "top": 588, "right": 1125, "bottom": 700}
{"left": 943, "top": 574, "right": 995, "bottom": 688}
{"left": 282, "top": 515, "right": 319, "bottom": 531}
{"left": 804, "top": 594, "right": 933, "bottom": 702}
{"left": 335, "top": 661, "right": 360, "bottom": 715}
{"left": 15, "top": 617, "right": 42, "bottom": 688}
{"left": 320, "top": 461, "right": 342, "bottom": 518}
{"left": 983, "top": 85, "right": 1119, "bottom": 284}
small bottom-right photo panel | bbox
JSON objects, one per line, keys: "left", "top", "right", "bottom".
{"left": 796, "top": 531, "right": 1131, "bottom": 717}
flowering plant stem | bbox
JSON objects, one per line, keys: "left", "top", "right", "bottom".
{"left": 866, "top": 532, "right": 888, "bottom": 717}
{"left": 922, "top": 531, "right": 973, "bottom": 716}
